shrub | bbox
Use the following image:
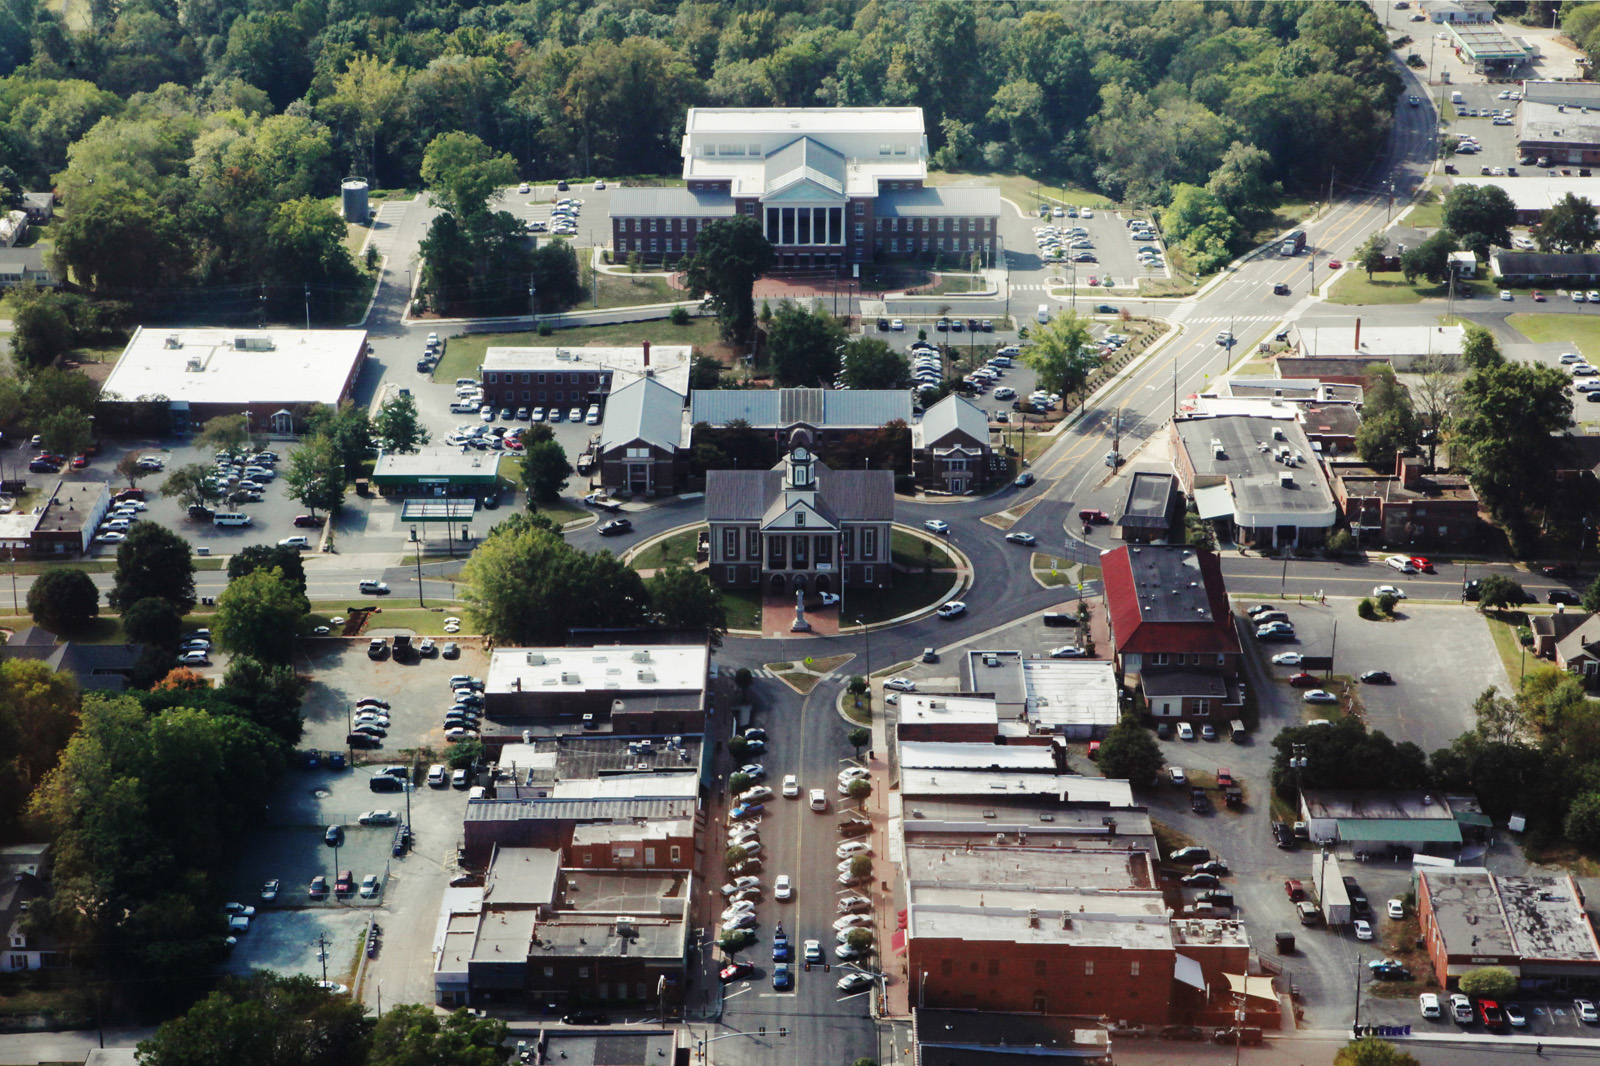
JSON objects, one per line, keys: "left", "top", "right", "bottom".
{"left": 1357, "top": 598, "right": 1379, "bottom": 620}
{"left": 668, "top": 306, "right": 690, "bottom": 325}
{"left": 728, "top": 772, "right": 752, "bottom": 795}
{"left": 1376, "top": 592, "right": 1399, "bottom": 616}
{"left": 1458, "top": 966, "right": 1517, "bottom": 1000}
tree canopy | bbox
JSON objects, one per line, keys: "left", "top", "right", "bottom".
{"left": 1021, "top": 310, "right": 1100, "bottom": 403}
{"left": 765, "top": 300, "right": 847, "bottom": 387}
{"left": 25, "top": 567, "right": 99, "bottom": 633}
{"left": 214, "top": 567, "right": 310, "bottom": 665}
{"left": 1096, "top": 715, "right": 1164, "bottom": 786}
{"left": 1453, "top": 361, "right": 1574, "bottom": 539}
{"left": 1538, "top": 192, "right": 1600, "bottom": 253}
{"left": 108, "top": 521, "right": 195, "bottom": 614}
{"left": 683, "top": 216, "right": 773, "bottom": 342}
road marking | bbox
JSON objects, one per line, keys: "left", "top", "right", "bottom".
{"left": 724, "top": 986, "right": 753, "bottom": 1000}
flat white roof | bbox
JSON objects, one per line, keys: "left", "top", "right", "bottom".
{"left": 1021, "top": 659, "right": 1120, "bottom": 732}
{"left": 481, "top": 345, "right": 692, "bottom": 396}
{"left": 102, "top": 327, "right": 365, "bottom": 407}
{"left": 908, "top": 887, "right": 1172, "bottom": 949}
{"left": 549, "top": 774, "right": 700, "bottom": 801}
{"left": 1452, "top": 175, "right": 1600, "bottom": 212}
{"left": 1297, "top": 324, "right": 1465, "bottom": 359}
{"left": 685, "top": 107, "right": 925, "bottom": 135}
{"left": 899, "top": 741, "right": 1058, "bottom": 772}
{"left": 899, "top": 694, "right": 1000, "bottom": 727}
{"left": 681, "top": 157, "right": 925, "bottom": 198}
{"left": 486, "top": 645, "right": 708, "bottom": 695}
{"left": 899, "top": 769, "right": 1135, "bottom": 807}
{"left": 372, "top": 447, "right": 500, "bottom": 479}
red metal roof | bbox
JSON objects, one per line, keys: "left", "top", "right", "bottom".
{"left": 1102, "top": 545, "right": 1241, "bottom": 657}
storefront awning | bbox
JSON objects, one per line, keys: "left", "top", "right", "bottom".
{"left": 1194, "top": 483, "right": 1234, "bottom": 521}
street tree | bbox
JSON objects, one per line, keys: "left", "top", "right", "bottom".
{"left": 1204, "top": 141, "right": 1281, "bottom": 225}
{"left": 137, "top": 972, "right": 374, "bottom": 1066}
{"left": 306, "top": 404, "right": 375, "bottom": 478}
{"left": 227, "top": 543, "right": 308, "bottom": 597}
{"left": 283, "top": 434, "right": 346, "bottom": 516}
{"left": 1461, "top": 323, "right": 1503, "bottom": 370}
{"left": 683, "top": 215, "right": 774, "bottom": 342}
{"left": 1355, "top": 231, "right": 1390, "bottom": 280}
{"left": 420, "top": 132, "right": 518, "bottom": 219}
{"left": 25, "top": 568, "right": 99, "bottom": 632}
{"left": 846, "top": 777, "right": 871, "bottom": 808}
{"left": 368, "top": 1005, "right": 509, "bottom": 1066}
{"left": 848, "top": 855, "right": 872, "bottom": 881}
{"left": 459, "top": 522, "right": 647, "bottom": 645}
{"left": 1442, "top": 183, "right": 1516, "bottom": 256}
{"left": 1020, "top": 310, "right": 1099, "bottom": 404}
{"left": 1475, "top": 574, "right": 1528, "bottom": 612}
{"left": 848, "top": 727, "right": 870, "bottom": 757}
{"left": 1455, "top": 361, "right": 1573, "bottom": 532}
{"left": 728, "top": 772, "right": 752, "bottom": 795}
{"left": 159, "top": 464, "right": 223, "bottom": 511}
{"left": 38, "top": 409, "right": 92, "bottom": 461}
{"left": 121, "top": 596, "right": 183, "bottom": 649}
{"left": 765, "top": 300, "right": 847, "bottom": 387}
{"left": 838, "top": 337, "right": 910, "bottom": 390}
{"left": 646, "top": 563, "right": 728, "bottom": 647}
{"left": 108, "top": 521, "right": 195, "bottom": 614}
{"left": 213, "top": 567, "right": 310, "bottom": 665}
{"left": 446, "top": 738, "right": 483, "bottom": 770}
{"left": 1457, "top": 966, "right": 1517, "bottom": 1000}
{"left": 520, "top": 439, "right": 572, "bottom": 505}
{"left": 196, "top": 414, "right": 253, "bottom": 456}
{"left": 1332, "top": 1038, "right": 1420, "bottom": 1066}
{"left": 1096, "top": 715, "right": 1164, "bottom": 786}
{"left": 374, "top": 392, "right": 430, "bottom": 454}
{"left": 1536, "top": 192, "right": 1600, "bottom": 253}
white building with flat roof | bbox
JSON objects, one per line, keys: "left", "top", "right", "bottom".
{"left": 100, "top": 327, "right": 367, "bottom": 435}
{"left": 477, "top": 343, "right": 691, "bottom": 415}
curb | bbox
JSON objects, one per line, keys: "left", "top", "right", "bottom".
{"left": 619, "top": 520, "right": 705, "bottom": 569}
{"left": 834, "top": 685, "right": 872, "bottom": 727}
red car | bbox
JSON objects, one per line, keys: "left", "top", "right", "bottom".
{"left": 293, "top": 514, "right": 321, "bottom": 528}
{"left": 335, "top": 870, "right": 353, "bottom": 895}
{"left": 1409, "top": 556, "right": 1434, "bottom": 573}
{"left": 1543, "top": 562, "right": 1577, "bottom": 577}
{"left": 1533, "top": 290, "right": 1547, "bottom": 302}
{"left": 1328, "top": 259, "right": 1343, "bottom": 269}
{"left": 71, "top": 455, "right": 88, "bottom": 469}
{"left": 719, "top": 961, "right": 754, "bottom": 983}
{"left": 1288, "top": 672, "right": 1319, "bottom": 688}
{"left": 1078, "top": 509, "right": 1111, "bottom": 524}
{"left": 308, "top": 875, "right": 328, "bottom": 899}
{"left": 1088, "top": 741, "right": 1101, "bottom": 761}
{"left": 115, "top": 488, "right": 146, "bottom": 502}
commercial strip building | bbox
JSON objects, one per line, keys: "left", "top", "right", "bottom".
{"left": 0, "top": 477, "right": 110, "bottom": 557}
{"left": 705, "top": 442, "right": 894, "bottom": 594}
{"left": 1328, "top": 454, "right": 1481, "bottom": 551}
{"left": 370, "top": 447, "right": 503, "bottom": 502}
{"left": 1492, "top": 251, "right": 1600, "bottom": 284}
{"left": 609, "top": 107, "right": 999, "bottom": 269}
{"left": 1418, "top": 868, "right": 1600, "bottom": 992}
{"left": 957, "top": 650, "right": 1122, "bottom": 739}
{"left": 1116, "top": 469, "right": 1179, "bottom": 544}
{"left": 1452, "top": 175, "right": 1599, "bottom": 226}
{"left": 1517, "top": 80, "right": 1600, "bottom": 167}
{"left": 99, "top": 327, "right": 368, "bottom": 436}
{"left": 1292, "top": 323, "right": 1466, "bottom": 364}
{"left": 911, "top": 1009, "right": 1111, "bottom": 1066}
{"left": 482, "top": 643, "right": 710, "bottom": 733}
{"left": 1170, "top": 414, "right": 1338, "bottom": 549}
{"left": 1297, "top": 790, "right": 1469, "bottom": 856}
{"left": 478, "top": 343, "right": 691, "bottom": 416}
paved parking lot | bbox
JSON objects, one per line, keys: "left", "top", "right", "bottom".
{"left": 1002, "top": 207, "right": 1165, "bottom": 294}
{"left": 296, "top": 641, "right": 493, "bottom": 755}
{"left": 1243, "top": 598, "right": 1507, "bottom": 755}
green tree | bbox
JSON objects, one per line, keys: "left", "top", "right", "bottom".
{"left": 846, "top": 777, "right": 871, "bottom": 808}
{"left": 374, "top": 393, "right": 430, "bottom": 454}
{"left": 219, "top": 12, "right": 312, "bottom": 110}
{"left": 848, "top": 727, "right": 870, "bottom": 756}
{"left": 459, "top": 522, "right": 647, "bottom": 645}
{"left": 1461, "top": 324, "right": 1503, "bottom": 370}
{"left": 160, "top": 464, "right": 223, "bottom": 512}
{"left": 1205, "top": 141, "right": 1280, "bottom": 225}
{"left": 1442, "top": 184, "right": 1516, "bottom": 257}
{"left": 214, "top": 567, "right": 309, "bottom": 665}
{"left": 283, "top": 434, "right": 346, "bottom": 517}
{"left": 1269, "top": 719, "right": 1429, "bottom": 796}
{"left": 1583, "top": 573, "right": 1600, "bottom": 612}
{"left": 122, "top": 596, "right": 182, "bottom": 649}
{"left": 446, "top": 739, "right": 484, "bottom": 771}
{"left": 1409, "top": 353, "right": 1462, "bottom": 470}
{"left": 1158, "top": 184, "right": 1240, "bottom": 274}
{"left": 844, "top": 928, "right": 873, "bottom": 952}
{"left": 1354, "top": 366, "right": 1419, "bottom": 469}
{"left": 720, "top": 929, "right": 754, "bottom": 953}
{"left": 109, "top": 522, "right": 195, "bottom": 614}
{"left": 1098, "top": 716, "right": 1165, "bottom": 785}
{"left": 1472, "top": 686, "right": 1525, "bottom": 744}
{"left": 305, "top": 405, "right": 375, "bottom": 479}
{"left": 838, "top": 337, "right": 910, "bottom": 390}
{"left": 848, "top": 854, "right": 872, "bottom": 881}
{"left": 683, "top": 215, "right": 774, "bottom": 342}
{"left": 0, "top": 659, "right": 79, "bottom": 841}
{"left": 647, "top": 563, "right": 728, "bottom": 647}
{"left": 531, "top": 239, "right": 582, "bottom": 312}
{"left": 1356, "top": 232, "right": 1390, "bottom": 280}
{"left": 520, "top": 439, "right": 573, "bottom": 505}
{"left": 1332, "top": 1037, "right": 1420, "bottom": 1066}
{"left": 766, "top": 300, "right": 847, "bottom": 387}
{"left": 265, "top": 197, "right": 358, "bottom": 291}
{"left": 1476, "top": 574, "right": 1528, "bottom": 611}
{"left": 725, "top": 844, "right": 749, "bottom": 868}
{"left": 9, "top": 286, "right": 74, "bottom": 368}
{"left": 115, "top": 451, "right": 150, "bottom": 490}
{"left": 420, "top": 132, "right": 518, "bottom": 219}
{"left": 1021, "top": 310, "right": 1100, "bottom": 404}
{"left": 1454, "top": 361, "right": 1573, "bottom": 529}
{"left": 1563, "top": 791, "right": 1600, "bottom": 846}
{"left": 25, "top": 567, "right": 98, "bottom": 632}
{"left": 690, "top": 354, "right": 724, "bottom": 390}
{"left": 319, "top": 53, "right": 409, "bottom": 180}
{"left": 37, "top": 408, "right": 93, "bottom": 461}
{"left": 1399, "top": 230, "right": 1461, "bottom": 284}
{"left": 196, "top": 415, "right": 253, "bottom": 457}
{"left": 136, "top": 972, "right": 374, "bottom": 1066}
{"left": 368, "top": 1005, "right": 509, "bottom": 1066}
{"left": 728, "top": 772, "right": 752, "bottom": 795}
{"left": 1537, "top": 192, "right": 1600, "bottom": 253}
{"left": 227, "top": 544, "right": 308, "bottom": 598}
{"left": 1456, "top": 965, "right": 1517, "bottom": 1000}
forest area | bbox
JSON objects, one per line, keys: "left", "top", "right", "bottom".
{"left": 0, "top": 0, "right": 1406, "bottom": 310}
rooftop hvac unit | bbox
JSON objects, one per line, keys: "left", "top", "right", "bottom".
{"left": 1280, "top": 472, "right": 1294, "bottom": 488}
{"left": 631, "top": 650, "right": 651, "bottom": 662}
{"left": 1273, "top": 427, "right": 1286, "bottom": 441}
{"left": 526, "top": 652, "right": 546, "bottom": 665}
{"left": 186, "top": 359, "right": 203, "bottom": 373}
{"left": 560, "top": 672, "right": 579, "bottom": 684}
{"left": 638, "top": 670, "right": 657, "bottom": 683}
{"left": 163, "top": 334, "right": 183, "bottom": 349}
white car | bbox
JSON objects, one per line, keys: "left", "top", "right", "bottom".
{"left": 883, "top": 677, "right": 916, "bottom": 692}
{"left": 179, "top": 650, "right": 210, "bottom": 664}
{"left": 1388, "top": 898, "right": 1405, "bottom": 919}
{"left": 833, "top": 913, "right": 873, "bottom": 931}
{"left": 1372, "top": 585, "right": 1406, "bottom": 599}
{"left": 1353, "top": 919, "right": 1373, "bottom": 940}
{"left": 278, "top": 536, "right": 310, "bottom": 550}
{"left": 1384, "top": 555, "right": 1417, "bottom": 573}
{"left": 782, "top": 774, "right": 800, "bottom": 798}
{"left": 1271, "top": 652, "right": 1304, "bottom": 666}
{"left": 935, "top": 601, "right": 966, "bottom": 619}
{"left": 359, "top": 875, "right": 380, "bottom": 898}
{"left": 721, "top": 876, "right": 761, "bottom": 897}
{"left": 839, "top": 767, "right": 870, "bottom": 783}
{"left": 1419, "top": 993, "right": 1441, "bottom": 1018}
{"left": 923, "top": 519, "right": 949, "bottom": 534}
{"left": 1004, "top": 531, "right": 1036, "bottom": 545}
{"left": 94, "top": 532, "right": 126, "bottom": 544}
{"left": 1177, "top": 722, "right": 1195, "bottom": 740}
{"left": 1048, "top": 645, "right": 1086, "bottom": 658}
{"left": 1578, "top": 999, "right": 1599, "bottom": 1023}
{"left": 738, "top": 786, "right": 774, "bottom": 803}
{"left": 810, "top": 788, "right": 827, "bottom": 811}
{"left": 889, "top": 319, "right": 904, "bottom": 331}
{"left": 721, "top": 900, "right": 756, "bottom": 919}
{"left": 838, "top": 894, "right": 871, "bottom": 912}
{"left": 1169, "top": 766, "right": 1187, "bottom": 785}
{"left": 836, "top": 841, "right": 871, "bottom": 859}
{"left": 774, "top": 874, "right": 792, "bottom": 900}
{"left": 1500, "top": 291, "right": 1513, "bottom": 301}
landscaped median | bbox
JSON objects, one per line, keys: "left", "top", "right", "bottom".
{"left": 1030, "top": 553, "right": 1100, "bottom": 590}
{"left": 765, "top": 653, "right": 854, "bottom": 694}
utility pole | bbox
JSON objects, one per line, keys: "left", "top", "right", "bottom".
{"left": 317, "top": 933, "right": 330, "bottom": 982}
{"left": 1328, "top": 166, "right": 1337, "bottom": 211}
{"left": 1386, "top": 180, "right": 1396, "bottom": 224}
{"left": 304, "top": 283, "right": 311, "bottom": 330}
{"left": 1327, "top": 620, "right": 1338, "bottom": 680}
{"left": 412, "top": 525, "right": 424, "bottom": 607}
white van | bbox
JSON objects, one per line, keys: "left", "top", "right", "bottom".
{"left": 585, "top": 405, "right": 601, "bottom": 425}
{"left": 455, "top": 377, "right": 477, "bottom": 387}
{"left": 1037, "top": 304, "right": 1050, "bottom": 324}
{"left": 1450, "top": 90, "right": 1464, "bottom": 105}
{"left": 212, "top": 512, "right": 252, "bottom": 527}
{"left": 468, "top": 785, "right": 487, "bottom": 800}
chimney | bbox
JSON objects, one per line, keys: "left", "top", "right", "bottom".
{"left": 643, "top": 340, "right": 650, "bottom": 367}
{"left": 1354, "top": 317, "right": 1362, "bottom": 351}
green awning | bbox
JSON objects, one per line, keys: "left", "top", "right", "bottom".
{"left": 1336, "top": 818, "right": 1461, "bottom": 844}
{"left": 1454, "top": 810, "right": 1493, "bottom": 828}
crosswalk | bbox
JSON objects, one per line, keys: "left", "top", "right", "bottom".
{"left": 1183, "top": 314, "right": 1281, "bottom": 325}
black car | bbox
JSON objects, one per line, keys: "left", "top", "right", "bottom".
{"left": 1272, "top": 282, "right": 1290, "bottom": 296}
{"left": 324, "top": 825, "right": 343, "bottom": 846}
{"left": 598, "top": 518, "right": 633, "bottom": 536}
{"left": 1359, "top": 670, "right": 1393, "bottom": 684}
{"left": 980, "top": 320, "right": 994, "bottom": 332}
{"left": 1462, "top": 578, "right": 1482, "bottom": 602}
{"left": 1273, "top": 822, "right": 1296, "bottom": 849}
{"left": 346, "top": 732, "right": 381, "bottom": 749}
{"left": 1550, "top": 589, "right": 1584, "bottom": 605}
{"left": 1169, "top": 846, "right": 1210, "bottom": 864}
{"left": 876, "top": 318, "right": 890, "bottom": 332}
{"left": 562, "top": 1010, "right": 609, "bottom": 1026}
{"left": 556, "top": 179, "right": 569, "bottom": 191}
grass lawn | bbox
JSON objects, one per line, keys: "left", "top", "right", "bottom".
{"left": 1405, "top": 188, "right": 1444, "bottom": 230}
{"left": 890, "top": 528, "right": 957, "bottom": 570}
{"left": 431, "top": 319, "right": 723, "bottom": 383}
{"left": 1325, "top": 271, "right": 1491, "bottom": 306}
{"left": 1135, "top": 276, "right": 1199, "bottom": 297}
{"left": 928, "top": 170, "right": 1109, "bottom": 211}
{"left": 1030, "top": 553, "right": 1073, "bottom": 587}
{"left": 916, "top": 274, "right": 983, "bottom": 296}
{"left": 343, "top": 222, "right": 368, "bottom": 258}
{"left": 1506, "top": 313, "right": 1600, "bottom": 359}
{"left": 843, "top": 692, "right": 871, "bottom": 724}
{"left": 303, "top": 605, "right": 464, "bottom": 635}
{"left": 1481, "top": 609, "right": 1532, "bottom": 684}
{"left": 720, "top": 585, "right": 763, "bottom": 631}
{"left": 591, "top": 272, "right": 682, "bottom": 309}
{"left": 628, "top": 525, "right": 706, "bottom": 571}
{"left": 849, "top": 571, "right": 958, "bottom": 625}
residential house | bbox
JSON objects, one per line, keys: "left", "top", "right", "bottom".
{"left": 597, "top": 377, "right": 685, "bottom": 496}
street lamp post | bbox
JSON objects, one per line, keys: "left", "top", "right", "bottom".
{"left": 411, "top": 525, "right": 424, "bottom": 607}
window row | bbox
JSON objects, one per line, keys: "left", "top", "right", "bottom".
{"left": 1146, "top": 653, "right": 1228, "bottom": 666}
{"left": 875, "top": 217, "right": 992, "bottom": 233}
{"left": 619, "top": 218, "right": 703, "bottom": 234}
{"left": 879, "top": 237, "right": 989, "bottom": 253}
{"left": 937, "top": 958, "right": 1142, "bottom": 977}
{"left": 486, "top": 372, "right": 605, "bottom": 386}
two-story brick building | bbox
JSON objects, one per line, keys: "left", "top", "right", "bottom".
{"left": 608, "top": 108, "right": 999, "bottom": 268}
{"left": 704, "top": 438, "right": 894, "bottom": 596}
{"left": 911, "top": 394, "right": 994, "bottom": 494}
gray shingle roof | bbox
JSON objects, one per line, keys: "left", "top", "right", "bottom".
{"left": 1493, "top": 252, "right": 1600, "bottom": 277}
{"left": 705, "top": 462, "right": 894, "bottom": 523}
{"left": 917, "top": 394, "right": 987, "bottom": 444}
{"left": 876, "top": 186, "right": 1002, "bottom": 218}
{"left": 608, "top": 186, "right": 737, "bottom": 218}
{"left": 600, "top": 377, "right": 684, "bottom": 453}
